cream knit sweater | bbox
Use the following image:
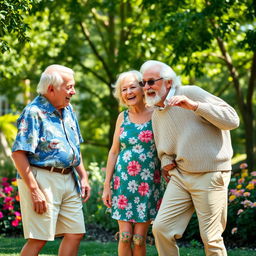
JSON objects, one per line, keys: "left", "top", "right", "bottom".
{"left": 152, "top": 85, "right": 240, "bottom": 172}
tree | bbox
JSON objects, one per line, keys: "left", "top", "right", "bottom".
{"left": 34, "top": 0, "right": 160, "bottom": 149}
{"left": 0, "top": 0, "right": 38, "bottom": 53}
{"left": 142, "top": 0, "right": 256, "bottom": 171}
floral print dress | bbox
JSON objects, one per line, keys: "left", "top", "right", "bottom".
{"left": 111, "top": 110, "right": 163, "bottom": 223}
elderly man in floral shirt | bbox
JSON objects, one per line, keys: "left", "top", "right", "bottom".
{"left": 11, "top": 64, "right": 90, "bottom": 256}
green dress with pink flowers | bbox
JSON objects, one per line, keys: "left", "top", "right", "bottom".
{"left": 111, "top": 110, "right": 163, "bottom": 223}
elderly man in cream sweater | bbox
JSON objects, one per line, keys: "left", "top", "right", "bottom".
{"left": 139, "top": 60, "right": 239, "bottom": 256}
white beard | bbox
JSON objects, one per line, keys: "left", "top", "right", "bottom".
{"left": 145, "top": 84, "right": 167, "bottom": 107}
{"left": 145, "top": 94, "right": 162, "bottom": 107}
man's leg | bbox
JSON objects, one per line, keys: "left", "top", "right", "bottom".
{"left": 152, "top": 169, "right": 194, "bottom": 256}
{"left": 20, "top": 239, "right": 47, "bottom": 256}
{"left": 191, "top": 171, "right": 231, "bottom": 256}
{"left": 58, "top": 233, "right": 84, "bottom": 256}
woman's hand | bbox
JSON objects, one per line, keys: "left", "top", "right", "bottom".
{"left": 102, "top": 185, "right": 112, "bottom": 208}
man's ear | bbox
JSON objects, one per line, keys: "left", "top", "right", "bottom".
{"left": 166, "top": 79, "right": 172, "bottom": 89}
{"left": 48, "top": 85, "right": 54, "bottom": 93}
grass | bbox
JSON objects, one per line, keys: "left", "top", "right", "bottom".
{"left": 0, "top": 237, "right": 255, "bottom": 256}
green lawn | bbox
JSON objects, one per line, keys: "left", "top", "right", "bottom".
{"left": 0, "top": 237, "right": 255, "bottom": 256}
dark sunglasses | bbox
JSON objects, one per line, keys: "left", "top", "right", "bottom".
{"left": 139, "top": 77, "right": 163, "bottom": 87}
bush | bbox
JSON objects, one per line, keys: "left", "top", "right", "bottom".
{"left": 0, "top": 177, "right": 22, "bottom": 236}
{"left": 0, "top": 161, "right": 255, "bottom": 248}
{"left": 224, "top": 163, "right": 256, "bottom": 247}
{"left": 83, "top": 162, "right": 118, "bottom": 233}
{"left": 180, "top": 163, "right": 256, "bottom": 248}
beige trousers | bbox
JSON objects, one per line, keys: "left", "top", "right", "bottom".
{"left": 152, "top": 168, "right": 231, "bottom": 256}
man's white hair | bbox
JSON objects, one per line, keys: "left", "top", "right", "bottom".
{"left": 113, "top": 70, "right": 143, "bottom": 106}
{"left": 36, "top": 64, "right": 74, "bottom": 95}
{"left": 140, "top": 60, "right": 181, "bottom": 88}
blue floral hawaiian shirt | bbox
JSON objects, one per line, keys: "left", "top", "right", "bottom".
{"left": 12, "top": 95, "right": 83, "bottom": 168}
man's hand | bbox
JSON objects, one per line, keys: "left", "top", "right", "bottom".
{"left": 31, "top": 188, "right": 47, "bottom": 214}
{"left": 162, "top": 163, "right": 176, "bottom": 183}
{"left": 168, "top": 95, "right": 198, "bottom": 111}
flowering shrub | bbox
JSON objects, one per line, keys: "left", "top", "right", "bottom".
{"left": 225, "top": 163, "right": 256, "bottom": 246}
{"left": 0, "top": 177, "right": 22, "bottom": 236}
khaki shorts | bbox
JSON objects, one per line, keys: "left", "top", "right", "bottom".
{"left": 17, "top": 167, "right": 85, "bottom": 241}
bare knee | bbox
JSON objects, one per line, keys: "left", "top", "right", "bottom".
{"left": 133, "top": 234, "right": 145, "bottom": 247}
{"left": 63, "top": 233, "right": 84, "bottom": 242}
{"left": 120, "top": 231, "right": 132, "bottom": 244}
{"left": 21, "top": 238, "right": 47, "bottom": 255}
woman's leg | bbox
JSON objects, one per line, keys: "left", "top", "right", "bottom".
{"left": 117, "top": 220, "right": 133, "bottom": 256}
{"left": 133, "top": 221, "right": 151, "bottom": 256}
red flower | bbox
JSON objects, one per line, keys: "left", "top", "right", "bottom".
{"left": 4, "top": 186, "right": 14, "bottom": 194}
{"left": 138, "top": 182, "right": 149, "bottom": 196}
{"left": 117, "top": 195, "right": 128, "bottom": 209}
{"left": 154, "top": 170, "right": 161, "bottom": 183}
{"left": 138, "top": 130, "right": 153, "bottom": 143}
{"left": 11, "top": 219, "right": 19, "bottom": 227}
{"left": 114, "top": 176, "right": 120, "bottom": 190}
{"left": 127, "top": 161, "right": 141, "bottom": 176}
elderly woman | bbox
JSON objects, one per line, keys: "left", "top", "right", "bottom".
{"left": 102, "top": 70, "right": 163, "bottom": 256}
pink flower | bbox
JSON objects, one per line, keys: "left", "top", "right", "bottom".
{"left": 238, "top": 178, "right": 244, "bottom": 184}
{"left": 2, "top": 177, "right": 8, "bottom": 182}
{"left": 237, "top": 209, "right": 244, "bottom": 215}
{"left": 251, "top": 171, "right": 256, "bottom": 176}
{"left": 154, "top": 170, "right": 161, "bottom": 183}
{"left": 231, "top": 227, "right": 237, "bottom": 234}
{"left": 3, "top": 203, "right": 14, "bottom": 211}
{"left": 113, "top": 176, "right": 120, "bottom": 190}
{"left": 14, "top": 211, "right": 21, "bottom": 217}
{"left": 117, "top": 195, "right": 128, "bottom": 209}
{"left": 138, "top": 182, "right": 149, "bottom": 196}
{"left": 4, "top": 186, "right": 13, "bottom": 194}
{"left": 4, "top": 196, "right": 13, "bottom": 203}
{"left": 239, "top": 163, "right": 248, "bottom": 169}
{"left": 138, "top": 130, "right": 153, "bottom": 143}
{"left": 120, "top": 127, "right": 124, "bottom": 135}
{"left": 2, "top": 182, "right": 9, "bottom": 187}
{"left": 243, "top": 192, "right": 250, "bottom": 197}
{"left": 127, "top": 161, "right": 141, "bottom": 176}
{"left": 11, "top": 219, "right": 19, "bottom": 227}
{"left": 0, "top": 211, "right": 3, "bottom": 219}
{"left": 241, "top": 200, "right": 252, "bottom": 208}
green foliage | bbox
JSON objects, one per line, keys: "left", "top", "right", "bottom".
{"left": 141, "top": 0, "right": 256, "bottom": 170}
{"left": 83, "top": 162, "right": 118, "bottom": 232}
{"left": 225, "top": 163, "right": 256, "bottom": 247}
{"left": 0, "top": 161, "right": 256, "bottom": 249}
{"left": 0, "top": 177, "right": 22, "bottom": 236}
{"left": 0, "top": 0, "right": 38, "bottom": 53}
{"left": 0, "top": 114, "right": 18, "bottom": 144}
{"left": 181, "top": 163, "right": 256, "bottom": 248}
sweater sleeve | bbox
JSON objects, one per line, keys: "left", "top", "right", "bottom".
{"left": 188, "top": 86, "right": 240, "bottom": 130}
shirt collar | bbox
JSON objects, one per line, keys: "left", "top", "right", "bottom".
{"left": 155, "top": 86, "right": 176, "bottom": 111}
{"left": 36, "top": 95, "right": 66, "bottom": 116}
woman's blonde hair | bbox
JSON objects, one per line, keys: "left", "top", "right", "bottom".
{"left": 113, "top": 70, "right": 142, "bottom": 106}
